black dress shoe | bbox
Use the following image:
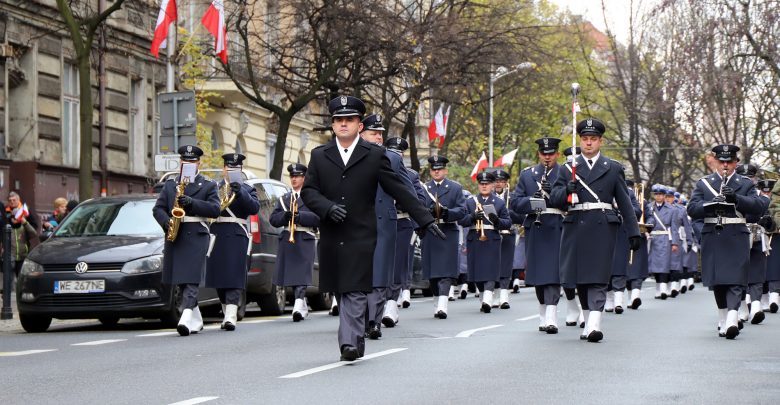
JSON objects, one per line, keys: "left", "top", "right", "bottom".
{"left": 539, "top": 326, "right": 547, "bottom": 332}
{"left": 770, "top": 302, "right": 778, "bottom": 313}
{"left": 587, "top": 330, "right": 603, "bottom": 342}
{"left": 751, "top": 311, "right": 765, "bottom": 325}
{"left": 670, "top": 290, "right": 679, "bottom": 298}
{"left": 681, "top": 286, "right": 688, "bottom": 294}
{"left": 661, "top": 293, "right": 668, "bottom": 300}
{"left": 459, "top": 290, "right": 467, "bottom": 299}
{"left": 381, "top": 317, "right": 397, "bottom": 328}
{"left": 223, "top": 322, "right": 235, "bottom": 331}
{"left": 402, "top": 301, "right": 410, "bottom": 308}
{"left": 614, "top": 306, "right": 623, "bottom": 314}
{"left": 500, "top": 302, "right": 510, "bottom": 309}
{"left": 579, "top": 321, "right": 585, "bottom": 328}
{"left": 480, "top": 302, "right": 491, "bottom": 313}
{"left": 725, "top": 326, "right": 739, "bottom": 340}
{"left": 367, "top": 325, "right": 382, "bottom": 340}
{"left": 738, "top": 320, "right": 744, "bottom": 330}
{"left": 293, "top": 311, "right": 304, "bottom": 322}
{"left": 340, "top": 345, "right": 359, "bottom": 361}
{"left": 630, "top": 298, "right": 642, "bottom": 310}
{"left": 579, "top": 334, "right": 588, "bottom": 340}
{"left": 448, "top": 296, "right": 456, "bottom": 301}
{"left": 565, "top": 321, "right": 577, "bottom": 326}
{"left": 435, "top": 310, "right": 447, "bottom": 319}
{"left": 546, "top": 325, "right": 558, "bottom": 334}
{"left": 329, "top": 305, "right": 339, "bottom": 316}
{"left": 688, "top": 284, "right": 695, "bottom": 290}
{"left": 512, "top": 285, "right": 520, "bottom": 293}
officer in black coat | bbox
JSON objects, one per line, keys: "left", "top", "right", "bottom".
{"left": 550, "top": 118, "right": 641, "bottom": 342}
{"left": 492, "top": 169, "right": 515, "bottom": 309}
{"left": 152, "top": 145, "right": 221, "bottom": 336}
{"left": 687, "top": 145, "right": 765, "bottom": 339}
{"left": 301, "top": 95, "right": 444, "bottom": 362}
{"left": 270, "top": 163, "right": 321, "bottom": 322}
{"left": 204, "top": 153, "right": 260, "bottom": 331}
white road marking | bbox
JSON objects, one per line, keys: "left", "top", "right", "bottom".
{"left": 137, "top": 331, "right": 179, "bottom": 337}
{"left": 203, "top": 325, "right": 221, "bottom": 331}
{"left": 516, "top": 314, "right": 540, "bottom": 321}
{"left": 241, "top": 319, "right": 275, "bottom": 324}
{"left": 279, "top": 348, "right": 408, "bottom": 379}
{"left": 412, "top": 298, "right": 433, "bottom": 303}
{"left": 455, "top": 324, "right": 504, "bottom": 338}
{"left": 0, "top": 349, "right": 57, "bottom": 357}
{"left": 167, "top": 396, "right": 219, "bottom": 405}
{"left": 71, "top": 339, "right": 127, "bottom": 346}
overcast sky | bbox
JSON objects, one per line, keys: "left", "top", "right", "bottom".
{"left": 548, "top": 0, "right": 656, "bottom": 44}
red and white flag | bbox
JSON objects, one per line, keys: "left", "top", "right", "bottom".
{"left": 493, "top": 148, "right": 518, "bottom": 167}
{"left": 437, "top": 105, "right": 451, "bottom": 148}
{"left": 13, "top": 203, "right": 29, "bottom": 221}
{"left": 428, "top": 104, "right": 445, "bottom": 142}
{"left": 202, "top": 0, "right": 228, "bottom": 64}
{"left": 470, "top": 152, "right": 488, "bottom": 182}
{"left": 150, "top": 0, "right": 177, "bottom": 58}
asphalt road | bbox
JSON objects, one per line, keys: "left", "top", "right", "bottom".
{"left": 2, "top": 283, "right": 780, "bottom": 405}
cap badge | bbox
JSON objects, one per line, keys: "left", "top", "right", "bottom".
{"left": 543, "top": 138, "right": 549, "bottom": 146}
{"left": 340, "top": 96, "right": 347, "bottom": 106}
{"left": 376, "top": 114, "right": 382, "bottom": 122}
{"left": 186, "top": 145, "right": 193, "bottom": 152}
{"left": 723, "top": 145, "right": 729, "bottom": 152}
{"left": 586, "top": 119, "right": 593, "bottom": 127}
{"left": 233, "top": 153, "right": 238, "bottom": 161}
{"left": 433, "top": 156, "right": 438, "bottom": 162}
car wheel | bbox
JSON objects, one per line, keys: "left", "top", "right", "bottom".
{"left": 258, "top": 284, "right": 285, "bottom": 316}
{"left": 237, "top": 290, "right": 247, "bottom": 321}
{"left": 19, "top": 314, "right": 52, "bottom": 333}
{"left": 308, "top": 292, "right": 332, "bottom": 311}
{"left": 98, "top": 316, "right": 120, "bottom": 327}
{"left": 160, "top": 285, "right": 183, "bottom": 327}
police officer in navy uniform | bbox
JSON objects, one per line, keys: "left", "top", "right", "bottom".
{"left": 646, "top": 185, "right": 681, "bottom": 299}
{"left": 359, "top": 114, "right": 417, "bottom": 339}
{"left": 665, "top": 187, "right": 688, "bottom": 297}
{"left": 269, "top": 163, "right": 321, "bottom": 322}
{"left": 421, "top": 155, "right": 468, "bottom": 319}
{"left": 301, "top": 95, "right": 443, "bottom": 361}
{"left": 459, "top": 171, "right": 511, "bottom": 312}
{"left": 492, "top": 169, "right": 516, "bottom": 309}
{"left": 605, "top": 179, "right": 641, "bottom": 314}
{"left": 550, "top": 118, "right": 641, "bottom": 342}
{"left": 734, "top": 163, "right": 771, "bottom": 324}
{"left": 759, "top": 179, "right": 780, "bottom": 312}
{"left": 627, "top": 181, "right": 652, "bottom": 310}
{"left": 512, "top": 137, "right": 572, "bottom": 332}
{"left": 153, "top": 145, "right": 221, "bottom": 336}
{"left": 205, "top": 153, "right": 260, "bottom": 331}
{"left": 382, "top": 136, "right": 427, "bottom": 324}
{"left": 687, "top": 144, "right": 765, "bottom": 339}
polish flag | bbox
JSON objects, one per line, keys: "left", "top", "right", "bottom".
{"left": 437, "top": 105, "right": 451, "bottom": 148}
{"left": 151, "top": 0, "right": 177, "bottom": 58}
{"left": 202, "top": 0, "right": 228, "bottom": 64}
{"left": 470, "top": 152, "right": 488, "bottom": 182}
{"left": 493, "top": 148, "right": 518, "bottom": 167}
{"left": 428, "top": 104, "right": 445, "bottom": 142}
{"left": 13, "top": 203, "right": 29, "bottom": 221}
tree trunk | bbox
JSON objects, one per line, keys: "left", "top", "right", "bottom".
{"left": 269, "top": 113, "right": 293, "bottom": 180}
{"left": 77, "top": 54, "right": 94, "bottom": 201}
{"left": 403, "top": 103, "right": 421, "bottom": 172}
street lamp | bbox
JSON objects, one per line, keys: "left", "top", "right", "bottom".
{"left": 488, "top": 62, "right": 535, "bottom": 166}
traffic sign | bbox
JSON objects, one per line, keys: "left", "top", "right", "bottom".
{"left": 158, "top": 90, "right": 197, "bottom": 153}
{"left": 154, "top": 154, "right": 181, "bottom": 172}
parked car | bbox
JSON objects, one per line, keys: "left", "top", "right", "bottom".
{"left": 15, "top": 195, "right": 230, "bottom": 333}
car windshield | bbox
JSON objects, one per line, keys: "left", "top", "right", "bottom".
{"left": 54, "top": 200, "right": 163, "bottom": 237}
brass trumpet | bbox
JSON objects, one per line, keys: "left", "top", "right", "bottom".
{"left": 166, "top": 178, "right": 190, "bottom": 242}
{"left": 288, "top": 193, "right": 298, "bottom": 244}
{"left": 475, "top": 198, "right": 488, "bottom": 241}
{"left": 218, "top": 180, "right": 236, "bottom": 212}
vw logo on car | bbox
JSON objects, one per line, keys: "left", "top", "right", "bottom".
{"left": 75, "top": 262, "right": 89, "bottom": 274}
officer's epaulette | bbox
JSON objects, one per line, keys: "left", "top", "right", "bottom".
{"left": 521, "top": 166, "right": 533, "bottom": 172}
{"left": 312, "top": 143, "right": 327, "bottom": 151}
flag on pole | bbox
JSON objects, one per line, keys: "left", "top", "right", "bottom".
{"left": 493, "top": 148, "right": 518, "bottom": 167}
{"left": 151, "top": 0, "right": 177, "bottom": 58}
{"left": 437, "top": 105, "right": 451, "bottom": 148}
{"left": 469, "top": 152, "right": 488, "bottom": 182}
{"left": 12, "top": 203, "right": 29, "bottom": 221}
{"left": 202, "top": 0, "right": 228, "bottom": 64}
{"left": 428, "top": 104, "right": 445, "bottom": 142}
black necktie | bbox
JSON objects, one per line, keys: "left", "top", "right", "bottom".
{"left": 587, "top": 159, "right": 593, "bottom": 166}
{"left": 344, "top": 148, "right": 348, "bottom": 153}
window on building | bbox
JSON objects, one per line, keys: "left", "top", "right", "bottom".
{"left": 62, "top": 63, "right": 80, "bottom": 167}
{"left": 129, "top": 78, "right": 146, "bottom": 174}
{"left": 267, "top": 134, "right": 277, "bottom": 175}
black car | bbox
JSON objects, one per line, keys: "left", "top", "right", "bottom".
{"left": 15, "top": 195, "right": 226, "bottom": 332}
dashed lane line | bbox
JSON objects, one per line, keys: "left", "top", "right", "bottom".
{"left": 137, "top": 331, "right": 179, "bottom": 337}
{"left": 516, "top": 314, "right": 540, "bottom": 321}
{"left": 0, "top": 349, "right": 58, "bottom": 357}
{"left": 167, "top": 396, "right": 219, "bottom": 405}
{"left": 455, "top": 324, "right": 504, "bottom": 338}
{"left": 71, "top": 339, "right": 127, "bottom": 346}
{"left": 279, "top": 348, "right": 408, "bottom": 379}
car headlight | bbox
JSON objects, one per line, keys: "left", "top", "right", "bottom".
{"left": 20, "top": 259, "right": 44, "bottom": 277}
{"left": 121, "top": 255, "right": 163, "bottom": 274}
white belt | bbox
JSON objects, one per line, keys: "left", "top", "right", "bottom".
{"left": 397, "top": 212, "right": 410, "bottom": 219}
{"left": 285, "top": 226, "right": 316, "bottom": 233}
{"left": 213, "top": 217, "right": 248, "bottom": 225}
{"left": 568, "top": 202, "right": 613, "bottom": 212}
{"left": 650, "top": 230, "right": 670, "bottom": 236}
{"left": 181, "top": 216, "right": 208, "bottom": 223}
{"left": 436, "top": 219, "right": 458, "bottom": 225}
{"left": 470, "top": 225, "right": 495, "bottom": 231}
{"left": 703, "top": 218, "right": 747, "bottom": 225}
{"left": 500, "top": 230, "right": 511, "bottom": 235}
{"left": 539, "top": 208, "right": 564, "bottom": 216}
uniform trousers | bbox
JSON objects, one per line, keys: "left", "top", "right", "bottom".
{"left": 769, "top": 281, "right": 780, "bottom": 293}
{"left": 628, "top": 279, "right": 644, "bottom": 290}
{"left": 654, "top": 273, "right": 670, "bottom": 283}
{"left": 180, "top": 284, "right": 199, "bottom": 309}
{"left": 577, "top": 284, "right": 607, "bottom": 312}
{"left": 338, "top": 291, "right": 367, "bottom": 352}
{"left": 608, "top": 276, "right": 627, "bottom": 292}
{"left": 292, "top": 285, "right": 307, "bottom": 300}
{"left": 217, "top": 288, "right": 241, "bottom": 305}
{"left": 367, "top": 287, "right": 388, "bottom": 327}
{"left": 713, "top": 285, "right": 743, "bottom": 310}
{"left": 430, "top": 277, "right": 454, "bottom": 296}
{"left": 535, "top": 285, "right": 561, "bottom": 305}
{"left": 670, "top": 270, "right": 682, "bottom": 282}
{"left": 388, "top": 284, "right": 402, "bottom": 302}
{"left": 563, "top": 287, "right": 577, "bottom": 301}
{"left": 498, "top": 277, "right": 511, "bottom": 289}
{"left": 747, "top": 283, "right": 763, "bottom": 301}
{"left": 476, "top": 281, "right": 495, "bottom": 292}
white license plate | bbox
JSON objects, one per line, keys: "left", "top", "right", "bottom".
{"left": 54, "top": 280, "right": 105, "bottom": 294}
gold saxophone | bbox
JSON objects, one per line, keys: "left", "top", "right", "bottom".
{"left": 166, "top": 178, "right": 189, "bottom": 242}
{"left": 219, "top": 181, "right": 236, "bottom": 212}
{"left": 288, "top": 193, "right": 298, "bottom": 244}
{"left": 475, "top": 198, "right": 487, "bottom": 241}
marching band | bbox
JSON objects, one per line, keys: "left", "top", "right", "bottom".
{"left": 154, "top": 94, "right": 780, "bottom": 359}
